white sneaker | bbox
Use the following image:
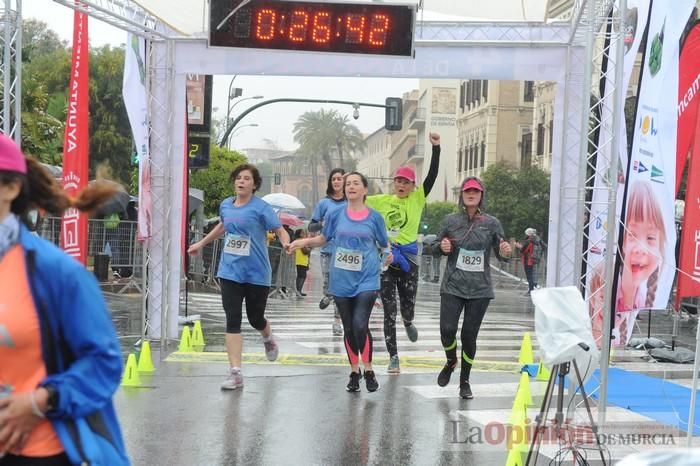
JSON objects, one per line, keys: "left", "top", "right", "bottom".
{"left": 221, "top": 368, "right": 243, "bottom": 390}
{"left": 263, "top": 336, "right": 279, "bottom": 361}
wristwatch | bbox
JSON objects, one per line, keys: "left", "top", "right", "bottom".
{"left": 44, "top": 385, "right": 59, "bottom": 412}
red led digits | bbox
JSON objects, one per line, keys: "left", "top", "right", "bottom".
{"left": 289, "top": 10, "right": 309, "bottom": 42}
{"left": 312, "top": 11, "right": 332, "bottom": 43}
{"left": 368, "top": 14, "right": 389, "bottom": 46}
{"left": 256, "top": 9, "right": 277, "bottom": 40}
{"left": 345, "top": 14, "right": 365, "bottom": 44}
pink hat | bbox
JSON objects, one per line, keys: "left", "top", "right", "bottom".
{"left": 462, "top": 178, "right": 483, "bottom": 192}
{"left": 0, "top": 134, "right": 27, "bottom": 175}
{"left": 394, "top": 166, "right": 416, "bottom": 183}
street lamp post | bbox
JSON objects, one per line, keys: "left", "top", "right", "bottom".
{"left": 225, "top": 95, "right": 263, "bottom": 147}
{"left": 227, "top": 123, "right": 259, "bottom": 149}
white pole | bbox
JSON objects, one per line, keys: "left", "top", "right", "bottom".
{"left": 686, "top": 315, "right": 700, "bottom": 446}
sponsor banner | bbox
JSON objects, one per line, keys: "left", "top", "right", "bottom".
{"left": 676, "top": 22, "right": 700, "bottom": 192}
{"left": 676, "top": 22, "right": 700, "bottom": 303}
{"left": 587, "top": 0, "right": 650, "bottom": 347}
{"left": 615, "top": 0, "right": 695, "bottom": 345}
{"left": 122, "top": 33, "right": 152, "bottom": 241}
{"left": 60, "top": 5, "right": 89, "bottom": 264}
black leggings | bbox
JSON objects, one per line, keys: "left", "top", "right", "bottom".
{"left": 296, "top": 265, "right": 308, "bottom": 293}
{"left": 380, "top": 262, "right": 419, "bottom": 357}
{"left": 0, "top": 453, "right": 71, "bottom": 465}
{"left": 439, "top": 294, "right": 491, "bottom": 382}
{"left": 220, "top": 278, "right": 269, "bottom": 334}
{"left": 335, "top": 291, "right": 377, "bottom": 366}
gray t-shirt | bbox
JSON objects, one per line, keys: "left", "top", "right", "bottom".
{"left": 435, "top": 212, "right": 506, "bottom": 299}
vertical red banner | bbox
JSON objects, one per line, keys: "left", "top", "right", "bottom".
{"left": 676, "top": 23, "right": 700, "bottom": 303}
{"left": 60, "top": 4, "right": 89, "bottom": 264}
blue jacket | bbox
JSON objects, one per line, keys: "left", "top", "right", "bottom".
{"left": 390, "top": 241, "right": 418, "bottom": 272}
{"left": 19, "top": 225, "right": 129, "bottom": 465}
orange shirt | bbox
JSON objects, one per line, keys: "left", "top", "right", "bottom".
{"left": 0, "top": 245, "right": 63, "bottom": 457}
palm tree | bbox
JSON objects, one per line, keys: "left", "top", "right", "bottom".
{"left": 293, "top": 109, "right": 365, "bottom": 204}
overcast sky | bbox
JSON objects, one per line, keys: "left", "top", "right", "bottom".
{"left": 24, "top": 1, "right": 419, "bottom": 151}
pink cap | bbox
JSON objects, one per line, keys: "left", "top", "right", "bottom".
{"left": 394, "top": 166, "right": 416, "bottom": 183}
{"left": 0, "top": 134, "right": 27, "bottom": 175}
{"left": 462, "top": 178, "right": 484, "bottom": 192}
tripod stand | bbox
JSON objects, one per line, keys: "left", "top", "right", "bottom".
{"left": 525, "top": 359, "right": 607, "bottom": 465}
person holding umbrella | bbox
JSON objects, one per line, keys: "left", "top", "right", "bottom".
{"left": 188, "top": 163, "right": 290, "bottom": 390}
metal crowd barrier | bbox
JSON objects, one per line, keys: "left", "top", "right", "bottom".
{"left": 37, "top": 217, "right": 144, "bottom": 292}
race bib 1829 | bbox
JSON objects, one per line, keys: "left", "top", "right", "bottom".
{"left": 456, "top": 249, "right": 484, "bottom": 272}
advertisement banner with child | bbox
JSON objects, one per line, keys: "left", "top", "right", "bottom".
{"left": 612, "top": 0, "right": 696, "bottom": 347}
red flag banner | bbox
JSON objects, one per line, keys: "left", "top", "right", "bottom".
{"left": 60, "top": 5, "right": 89, "bottom": 264}
{"left": 676, "top": 22, "right": 700, "bottom": 192}
{"left": 677, "top": 95, "right": 700, "bottom": 302}
{"left": 676, "top": 22, "right": 700, "bottom": 303}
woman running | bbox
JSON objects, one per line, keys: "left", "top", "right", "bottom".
{"left": 365, "top": 132, "right": 441, "bottom": 373}
{"left": 434, "top": 177, "right": 512, "bottom": 399}
{"left": 188, "top": 163, "right": 290, "bottom": 390}
{"left": 308, "top": 168, "right": 346, "bottom": 335}
{"left": 288, "top": 172, "right": 391, "bottom": 392}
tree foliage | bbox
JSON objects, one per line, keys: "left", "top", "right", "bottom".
{"left": 419, "top": 201, "right": 458, "bottom": 235}
{"left": 480, "top": 161, "right": 550, "bottom": 241}
{"left": 189, "top": 145, "right": 248, "bottom": 216}
{"left": 19, "top": 21, "right": 134, "bottom": 186}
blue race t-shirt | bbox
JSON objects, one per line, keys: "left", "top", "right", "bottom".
{"left": 322, "top": 207, "right": 389, "bottom": 297}
{"left": 216, "top": 196, "right": 281, "bottom": 286}
{"left": 311, "top": 197, "right": 346, "bottom": 254}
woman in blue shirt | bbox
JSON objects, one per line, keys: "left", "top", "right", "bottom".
{"left": 188, "top": 164, "right": 290, "bottom": 390}
{"left": 288, "top": 172, "right": 391, "bottom": 393}
{"left": 308, "top": 168, "right": 346, "bottom": 335}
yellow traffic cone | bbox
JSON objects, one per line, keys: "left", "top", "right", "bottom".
{"left": 121, "top": 353, "right": 141, "bottom": 387}
{"left": 509, "top": 395, "right": 527, "bottom": 425}
{"left": 137, "top": 340, "right": 156, "bottom": 373}
{"left": 517, "top": 371, "right": 533, "bottom": 406}
{"left": 518, "top": 332, "right": 534, "bottom": 365}
{"left": 192, "top": 320, "right": 206, "bottom": 347}
{"left": 535, "top": 358, "right": 551, "bottom": 381}
{"left": 505, "top": 447, "right": 524, "bottom": 466}
{"left": 178, "top": 326, "right": 193, "bottom": 353}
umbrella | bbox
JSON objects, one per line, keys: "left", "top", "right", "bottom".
{"left": 262, "top": 192, "right": 305, "bottom": 210}
{"left": 279, "top": 211, "right": 303, "bottom": 227}
{"left": 93, "top": 180, "right": 130, "bottom": 217}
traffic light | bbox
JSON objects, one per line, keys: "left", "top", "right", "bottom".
{"left": 385, "top": 97, "right": 402, "bottom": 131}
{"left": 274, "top": 173, "right": 281, "bottom": 185}
{"left": 422, "top": 223, "right": 429, "bottom": 231}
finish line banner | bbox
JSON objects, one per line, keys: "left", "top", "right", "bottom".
{"left": 60, "top": 4, "right": 89, "bottom": 264}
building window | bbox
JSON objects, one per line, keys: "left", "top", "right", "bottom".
{"left": 460, "top": 82, "right": 466, "bottom": 110}
{"left": 482, "top": 80, "right": 488, "bottom": 102}
{"left": 549, "top": 119, "right": 554, "bottom": 155}
{"left": 480, "top": 142, "right": 486, "bottom": 168}
{"left": 521, "top": 130, "right": 533, "bottom": 167}
{"left": 458, "top": 146, "right": 463, "bottom": 172}
{"left": 537, "top": 123, "right": 545, "bottom": 156}
{"left": 523, "top": 81, "right": 534, "bottom": 102}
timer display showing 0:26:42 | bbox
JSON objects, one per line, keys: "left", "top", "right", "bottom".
{"left": 209, "top": 1, "right": 415, "bottom": 56}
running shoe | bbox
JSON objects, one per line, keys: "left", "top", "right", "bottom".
{"left": 346, "top": 370, "right": 361, "bottom": 392}
{"left": 364, "top": 370, "right": 380, "bottom": 392}
{"left": 332, "top": 322, "right": 343, "bottom": 335}
{"left": 437, "top": 360, "right": 457, "bottom": 387}
{"left": 221, "top": 368, "right": 243, "bottom": 390}
{"left": 387, "top": 355, "right": 400, "bottom": 374}
{"left": 319, "top": 296, "right": 332, "bottom": 309}
{"left": 263, "top": 336, "right": 279, "bottom": 361}
{"left": 404, "top": 322, "right": 418, "bottom": 342}
{"left": 459, "top": 381, "right": 473, "bottom": 399}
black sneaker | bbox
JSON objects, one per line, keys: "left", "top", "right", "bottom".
{"left": 459, "top": 381, "right": 473, "bottom": 399}
{"left": 404, "top": 322, "right": 418, "bottom": 342}
{"left": 319, "top": 296, "right": 332, "bottom": 309}
{"left": 437, "top": 360, "right": 457, "bottom": 387}
{"left": 364, "top": 370, "right": 380, "bottom": 392}
{"left": 346, "top": 370, "right": 361, "bottom": 392}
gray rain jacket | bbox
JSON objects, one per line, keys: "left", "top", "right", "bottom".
{"left": 432, "top": 212, "right": 507, "bottom": 299}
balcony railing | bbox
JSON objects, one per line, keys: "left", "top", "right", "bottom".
{"left": 407, "top": 144, "right": 425, "bottom": 161}
{"left": 409, "top": 107, "right": 426, "bottom": 129}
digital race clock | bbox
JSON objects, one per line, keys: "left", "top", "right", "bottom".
{"left": 209, "top": 0, "right": 415, "bottom": 57}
